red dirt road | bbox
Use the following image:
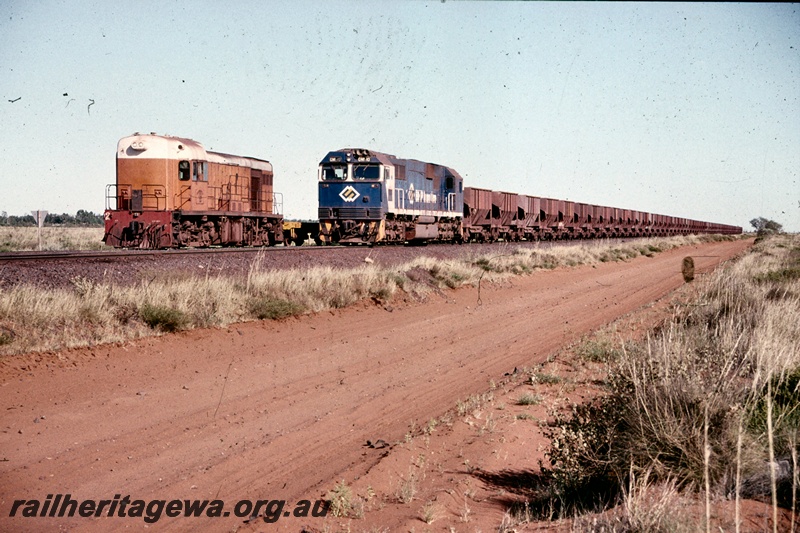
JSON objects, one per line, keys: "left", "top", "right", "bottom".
{"left": 0, "top": 239, "right": 751, "bottom": 532}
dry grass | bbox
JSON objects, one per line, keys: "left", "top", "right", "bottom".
{"left": 524, "top": 234, "right": 799, "bottom": 528}
{"left": 411, "top": 234, "right": 729, "bottom": 291}
{"left": 573, "top": 475, "right": 695, "bottom": 533}
{"left": 0, "top": 226, "right": 105, "bottom": 251}
{"left": 395, "top": 469, "right": 418, "bottom": 504}
{"left": 0, "top": 234, "right": 738, "bottom": 356}
{"left": 326, "top": 480, "right": 353, "bottom": 518}
{"left": 419, "top": 499, "right": 439, "bottom": 524}
{"left": 246, "top": 253, "right": 398, "bottom": 311}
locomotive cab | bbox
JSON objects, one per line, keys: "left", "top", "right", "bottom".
{"left": 318, "top": 150, "right": 386, "bottom": 244}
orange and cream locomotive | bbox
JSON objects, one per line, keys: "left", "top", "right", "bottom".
{"left": 103, "top": 133, "right": 283, "bottom": 248}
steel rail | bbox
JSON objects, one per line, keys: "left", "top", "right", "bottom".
{"left": 0, "top": 237, "right": 649, "bottom": 264}
{"left": 0, "top": 246, "right": 335, "bottom": 263}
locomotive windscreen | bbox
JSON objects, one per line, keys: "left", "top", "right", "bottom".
{"left": 321, "top": 164, "right": 347, "bottom": 181}
{"left": 353, "top": 164, "right": 379, "bottom": 180}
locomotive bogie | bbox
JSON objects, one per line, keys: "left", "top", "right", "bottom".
{"left": 103, "top": 210, "right": 173, "bottom": 249}
{"left": 103, "top": 209, "right": 284, "bottom": 248}
{"left": 172, "top": 213, "right": 283, "bottom": 248}
{"left": 318, "top": 214, "right": 463, "bottom": 245}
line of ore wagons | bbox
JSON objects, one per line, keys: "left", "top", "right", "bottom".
{"left": 461, "top": 188, "right": 741, "bottom": 242}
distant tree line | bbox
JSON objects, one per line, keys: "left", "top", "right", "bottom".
{"left": 0, "top": 210, "right": 104, "bottom": 227}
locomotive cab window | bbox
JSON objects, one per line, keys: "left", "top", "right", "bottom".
{"left": 321, "top": 164, "right": 347, "bottom": 181}
{"left": 179, "top": 160, "right": 190, "bottom": 181}
{"left": 193, "top": 161, "right": 207, "bottom": 182}
{"left": 353, "top": 164, "right": 380, "bottom": 180}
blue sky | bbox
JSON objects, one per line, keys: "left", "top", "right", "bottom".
{"left": 1, "top": 1, "right": 798, "bottom": 231}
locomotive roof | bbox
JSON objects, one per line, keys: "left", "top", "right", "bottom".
{"left": 118, "top": 133, "right": 272, "bottom": 172}
{"left": 327, "top": 148, "right": 461, "bottom": 176}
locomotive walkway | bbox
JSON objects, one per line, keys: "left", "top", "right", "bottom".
{"left": 0, "top": 238, "right": 751, "bottom": 532}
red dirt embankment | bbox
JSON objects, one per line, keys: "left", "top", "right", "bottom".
{"left": 0, "top": 239, "right": 751, "bottom": 532}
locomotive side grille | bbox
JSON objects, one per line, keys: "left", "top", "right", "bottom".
{"left": 338, "top": 208, "right": 369, "bottom": 218}
{"left": 319, "top": 207, "right": 382, "bottom": 220}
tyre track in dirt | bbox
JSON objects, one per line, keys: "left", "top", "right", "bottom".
{"left": 0, "top": 239, "right": 751, "bottom": 532}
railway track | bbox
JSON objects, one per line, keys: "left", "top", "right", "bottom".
{"left": 0, "top": 245, "right": 335, "bottom": 264}
{"left": 0, "top": 237, "right": 642, "bottom": 264}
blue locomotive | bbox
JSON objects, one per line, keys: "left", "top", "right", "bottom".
{"left": 317, "top": 149, "right": 464, "bottom": 244}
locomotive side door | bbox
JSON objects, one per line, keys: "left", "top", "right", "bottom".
{"left": 250, "top": 169, "right": 262, "bottom": 212}
{"left": 190, "top": 161, "right": 208, "bottom": 211}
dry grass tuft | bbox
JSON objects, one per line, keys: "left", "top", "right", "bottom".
{"left": 326, "top": 480, "right": 353, "bottom": 518}
{"left": 575, "top": 474, "right": 695, "bottom": 533}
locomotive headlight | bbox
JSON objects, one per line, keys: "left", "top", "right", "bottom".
{"left": 130, "top": 141, "right": 147, "bottom": 151}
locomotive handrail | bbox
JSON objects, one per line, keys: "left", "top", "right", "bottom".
{"left": 105, "top": 184, "right": 127, "bottom": 210}
{"left": 140, "top": 184, "right": 166, "bottom": 211}
{"left": 185, "top": 175, "right": 281, "bottom": 215}
{"left": 175, "top": 186, "right": 191, "bottom": 210}
{"left": 107, "top": 183, "right": 165, "bottom": 211}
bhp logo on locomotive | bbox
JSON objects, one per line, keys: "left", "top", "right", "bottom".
{"left": 339, "top": 186, "right": 360, "bottom": 202}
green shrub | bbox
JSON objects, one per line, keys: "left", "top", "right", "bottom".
{"left": 576, "top": 338, "right": 621, "bottom": 362}
{"left": 530, "top": 372, "right": 562, "bottom": 385}
{"left": 517, "top": 393, "right": 542, "bottom": 406}
{"left": 327, "top": 480, "right": 352, "bottom": 518}
{"left": 138, "top": 304, "right": 188, "bottom": 332}
{"left": 474, "top": 257, "right": 494, "bottom": 272}
{"left": 747, "top": 365, "right": 800, "bottom": 454}
{"left": 0, "top": 329, "right": 14, "bottom": 346}
{"left": 541, "top": 386, "right": 628, "bottom": 514}
{"left": 248, "top": 297, "right": 304, "bottom": 320}
{"left": 753, "top": 266, "right": 800, "bottom": 284}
